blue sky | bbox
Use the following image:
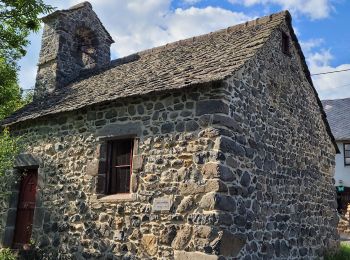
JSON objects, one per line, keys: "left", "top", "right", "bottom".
{"left": 19, "top": 0, "right": 350, "bottom": 100}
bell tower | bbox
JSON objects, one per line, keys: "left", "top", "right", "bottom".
{"left": 34, "top": 2, "right": 114, "bottom": 99}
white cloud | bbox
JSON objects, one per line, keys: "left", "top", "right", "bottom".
{"left": 228, "top": 0, "right": 334, "bottom": 19}
{"left": 19, "top": 0, "right": 252, "bottom": 89}
{"left": 182, "top": 0, "right": 202, "bottom": 4}
{"left": 72, "top": 0, "right": 251, "bottom": 56}
{"left": 301, "top": 39, "right": 350, "bottom": 99}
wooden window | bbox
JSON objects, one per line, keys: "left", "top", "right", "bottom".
{"left": 106, "top": 139, "right": 133, "bottom": 194}
{"left": 281, "top": 32, "right": 290, "bottom": 55}
{"left": 344, "top": 143, "right": 350, "bottom": 166}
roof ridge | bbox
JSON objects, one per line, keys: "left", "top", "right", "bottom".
{"left": 136, "top": 10, "right": 289, "bottom": 56}
{"left": 322, "top": 97, "right": 350, "bottom": 102}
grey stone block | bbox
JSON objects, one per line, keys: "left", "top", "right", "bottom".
{"left": 174, "top": 251, "right": 218, "bottom": 260}
{"left": 212, "top": 114, "right": 243, "bottom": 133}
{"left": 5, "top": 208, "right": 17, "bottom": 227}
{"left": 33, "top": 207, "right": 45, "bottom": 229}
{"left": 14, "top": 153, "right": 40, "bottom": 168}
{"left": 96, "top": 122, "right": 142, "bottom": 137}
{"left": 8, "top": 192, "right": 19, "bottom": 208}
{"left": 196, "top": 100, "right": 229, "bottom": 116}
{"left": 2, "top": 227, "right": 15, "bottom": 247}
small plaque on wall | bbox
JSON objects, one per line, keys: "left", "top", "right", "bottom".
{"left": 152, "top": 197, "right": 172, "bottom": 212}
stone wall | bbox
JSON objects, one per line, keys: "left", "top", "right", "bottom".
{"left": 5, "top": 83, "right": 239, "bottom": 259}
{"left": 0, "top": 20, "right": 338, "bottom": 259}
{"left": 203, "top": 24, "right": 338, "bottom": 259}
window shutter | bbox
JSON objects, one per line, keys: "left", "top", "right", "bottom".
{"left": 96, "top": 143, "right": 107, "bottom": 195}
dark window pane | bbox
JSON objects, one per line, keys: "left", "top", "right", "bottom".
{"left": 115, "top": 139, "right": 132, "bottom": 166}
{"left": 106, "top": 139, "right": 133, "bottom": 194}
{"left": 346, "top": 158, "right": 350, "bottom": 165}
{"left": 345, "top": 151, "right": 350, "bottom": 158}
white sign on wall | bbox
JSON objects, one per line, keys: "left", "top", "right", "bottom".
{"left": 152, "top": 196, "right": 172, "bottom": 212}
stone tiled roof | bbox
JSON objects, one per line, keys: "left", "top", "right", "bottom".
{"left": 0, "top": 9, "right": 338, "bottom": 154}
{"left": 3, "top": 11, "right": 289, "bottom": 126}
{"left": 322, "top": 98, "right": 350, "bottom": 141}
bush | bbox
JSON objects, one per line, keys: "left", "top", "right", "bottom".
{"left": 325, "top": 242, "right": 350, "bottom": 260}
{"left": 0, "top": 248, "right": 16, "bottom": 260}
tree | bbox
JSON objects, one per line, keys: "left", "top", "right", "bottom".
{"left": 0, "top": 0, "right": 53, "bottom": 195}
{"left": 0, "top": 0, "right": 54, "bottom": 118}
{"left": 0, "top": 0, "right": 54, "bottom": 65}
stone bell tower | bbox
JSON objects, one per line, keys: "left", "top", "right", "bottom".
{"left": 34, "top": 2, "right": 114, "bottom": 99}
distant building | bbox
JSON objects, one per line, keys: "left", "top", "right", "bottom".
{"left": 1, "top": 2, "right": 339, "bottom": 259}
{"left": 323, "top": 98, "right": 350, "bottom": 212}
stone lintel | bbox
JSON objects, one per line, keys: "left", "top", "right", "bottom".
{"left": 14, "top": 154, "right": 40, "bottom": 168}
{"left": 96, "top": 122, "right": 142, "bottom": 139}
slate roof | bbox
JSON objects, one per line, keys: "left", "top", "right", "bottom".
{"left": 2, "top": 11, "right": 289, "bottom": 126}
{"left": 322, "top": 98, "right": 350, "bottom": 141}
{"left": 1, "top": 10, "right": 339, "bottom": 153}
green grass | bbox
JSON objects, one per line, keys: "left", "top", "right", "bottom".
{"left": 325, "top": 243, "right": 350, "bottom": 260}
{"left": 0, "top": 248, "right": 16, "bottom": 260}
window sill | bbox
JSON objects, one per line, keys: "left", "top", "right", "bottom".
{"left": 98, "top": 193, "right": 136, "bottom": 203}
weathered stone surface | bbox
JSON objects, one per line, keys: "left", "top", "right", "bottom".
{"left": 199, "top": 193, "right": 236, "bottom": 211}
{"left": 194, "top": 225, "right": 217, "bottom": 239}
{"left": 179, "top": 180, "right": 227, "bottom": 196}
{"left": 216, "top": 136, "right": 245, "bottom": 156}
{"left": 132, "top": 155, "right": 143, "bottom": 171}
{"left": 86, "top": 159, "right": 99, "bottom": 176}
{"left": 215, "top": 231, "right": 246, "bottom": 256}
{"left": 172, "top": 225, "right": 192, "bottom": 250}
{"left": 196, "top": 100, "right": 229, "bottom": 116}
{"left": 202, "top": 162, "right": 234, "bottom": 181}
{"left": 177, "top": 196, "right": 195, "bottom": 213}
{"left": 0, "top": 9, "right": 338, "bottom": 260}
{"left": 141, "top": 234, "right": 158, "bottom": 256}
{"left": 96, "top": 122, "right": 142, "bottom": 137}
{"left": 174, "top": 251, "right": 218, "bottom": 260}
{"left": 14, "top": 153, "right": 40, "bottom": 168}
{"left": 212, "top": 115, "right": 243, "bottom": 133}
{"left": 160, "top": 225, "right": 177, "bottom": 245}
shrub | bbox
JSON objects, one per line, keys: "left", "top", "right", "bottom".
{"left": 0, "top": 248, "right": 16, "bottom": 260}
{"left": 325, "top": 242, "right": 350, "bottom": 260}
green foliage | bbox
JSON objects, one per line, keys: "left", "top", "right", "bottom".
{"left": 0, "top": 57, "right": 22, "bottom": 121}
{"left": 0, "top": 0, "right": 54, "bottom": 64}
{"left": 324, "top": 243, "right": 350, "bottom": 260}
{"left": 0, "top": 128, "right": 20, "bottom": 179}
{"left": 0, "top": 248, "right": 16, "bottom": 260}
{"left": 0, "top": 0, "right": 53, "bottom": 120}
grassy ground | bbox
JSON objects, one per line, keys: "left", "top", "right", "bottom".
{"left": 325, "top": 242, "right": 350, "bottom": 260}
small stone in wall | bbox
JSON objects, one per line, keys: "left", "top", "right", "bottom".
{"left": 177, "top": 195, "right": 195, "bottom": 213}
{"left": 172, "top": 225, "right": 192, "bottom": 250}
{"left": 160, "top": 225, "right": 177, "bottom": 245}
{"left": 141, "top": 234, "right": 158, "bottom": 256}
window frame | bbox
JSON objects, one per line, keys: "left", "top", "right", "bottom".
{"left": 344, "top": 143, "right": 350, "bottom": 166}
{"left": 105, "top": 138, "right": 134, "bottom": 195}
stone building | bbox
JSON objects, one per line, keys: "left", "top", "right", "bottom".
{"left": 0, "top": 2, "right": 340, "bottom": 259}
{"left": 322, "top": 98, "right": 350, "bottom": 234}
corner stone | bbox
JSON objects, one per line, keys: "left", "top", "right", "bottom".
{"left": 174, "top": 251, "right": 218, "bottom": 260}
{"left": 196, "top": 100, "right": 229, "bottom": 116}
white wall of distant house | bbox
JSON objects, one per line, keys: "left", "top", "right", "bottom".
{"left": 334, "top": 141, "right": 350, "bottom": 187}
